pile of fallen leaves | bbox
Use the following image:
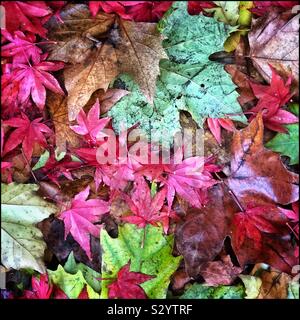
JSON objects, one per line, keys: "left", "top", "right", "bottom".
{"left": 1, "top": 1, "right": 299, "bottom": 300}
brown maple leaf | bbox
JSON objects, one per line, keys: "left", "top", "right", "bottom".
{"left": 46, "top": 4, "right": 167, "bottom": 120}
{"left": 249, "top": 9, "right": 299, "bottom": 88}
{"left": 47, "top": 92, "right": 81, "bottom": 153}
{"left": 227, "top": 112, "right": 299, "bottom": 206}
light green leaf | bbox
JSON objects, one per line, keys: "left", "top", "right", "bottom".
{"left": 110, "top": 2, "right": 246, "bottom": 143}
{"left": 266, "top": 104, "right": 299, "bottom": 165}
{"left": 288, "top": 282, "right": 299, "bottom": 299}
{"left": 239, "top": 275, "right": 262, "bottom": 299}
{"left": 32, "top": 150, "right": 50, "bottom": 171}
{"left": 1, "top": 183, "right": 57, "bottom": 273}
{"left": 64, "top": 252, "right": 101, "bottom": 293}
{"left": 160, "top": 1, "right": 247, "bottom": 125}
{"left": 206, "top": 1, "right": 240, "bottom": 26}
{"left": 48, "top": 264, "right": 100, "bottom": 299}
{"left": 180, "top": 283, "right": 245, "bottom": 299}
{"left": 100, "top": 223, "right": 182, "bottom": 299}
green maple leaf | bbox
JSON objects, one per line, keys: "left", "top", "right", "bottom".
{"left": 266, "top": 104, "right": 299, "bottom": 165}
{"left": 100, "top": 223, "right": 182, "bottom": 299}
{"left": 1, "top": 183, "right": 57, "bottom": 273}
{"left": 109, "top": 2, "right": 246, "bottom": 143}
{"left": 180, "top": 283, "right": 245, "bottom": 299}
{"left": 48, "top": 253, "right": 101, "bottom": 299}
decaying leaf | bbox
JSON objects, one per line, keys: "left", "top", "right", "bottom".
{"left": 227, "top": 113, "right": 299, "bottom": 206}
{"left": 47, "top": 4, "right": 167, "bottom": 120}
{"left": 249, "top": 9, "right": 299, "bottom": 87}
{"left": 47, "top": 92, "right": 82, "bottom": 154}
{"left": 175, "top": 184, "right": 239, "bottom": 277}
{"left": 1, "top": 183, "right": 57, "bottom": 273}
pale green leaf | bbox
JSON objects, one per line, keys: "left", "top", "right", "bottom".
{"left": 239, "top": 275, "right": 262, "bottom": 299}
{"left": 1, "top": 183, "right": 57, "bottom": 273}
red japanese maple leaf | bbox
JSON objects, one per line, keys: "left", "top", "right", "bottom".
{"left": 23, "top": 274, "right": 53, "bottom": 299}
{"left": 108, "top": 262, "right": 154, "bottom": 299}
{"left": 59, "top": 186, "right": 110, "bottom": 259}
{"left": 1, "top": 125, "right": 13, "bottom": 183}
{"left": 135, "top": 150, "right": 219, "bottom": 210}
{"left": 1, "top": 30, "right": 42, "bottom": 66}
{"left": 2, "top": 113, "right": 52, "bottom": 160}
{"left": 233, "top": 203, "right": 290, "bottom": 250}
{"left": 207, "top": 118, "right": 235, "bottom": 145}
{"left": 89, "top": 1, "right": 173, "bottom": 22}
{"left": 280, "top": 202, "right": 299, "bottom": 239}
{"left": 252, "top": 1, "right": 299, "bottom": 16}
{"left": 121, "top": 175, "right": 178, "bottom": 232}
{"left": 40, "top": 153, "right": 82, "bottom": 186}
{"left": 2, "top": 1, "right": 51, "bottom": 37}
{"left": 248, "top": 65, "right": 297, "bottom": 132}
{"left": 7, "top": 54, "right": 64, "bottom": 110}
{"left": 187, "top": 1, "right": 215, "bottom": 15}
{"left": 70, "top": 99, "right": 111, "bottom": 144}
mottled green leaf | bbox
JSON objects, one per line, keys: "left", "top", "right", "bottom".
{"left": 48, "top": 264, "right": 100, "bottom": 299}
{"left": 266, "top": 104, "right": 299, "bottom": 165}
{"left": 110, "top": 2, "right": 246, "bottom": 143}
{"left": 100, "top": 223, "right": 182, "bottom": 299}
{"left": 180, "top": 283, "right": 245, "bottom": 299}
{"left": 160, "top": 1, "right": 247, "bottom": 125}
{"left": 1, "top": 183, "right": 57, "bottom": 273}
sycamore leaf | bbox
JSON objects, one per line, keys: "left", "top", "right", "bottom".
{"left": 1, "top": 183, "right": 57, "bottom": 273}
{"left": 108, "top": 262, "right": 154, "bottom": 299}
{"left": 249, "top": 9, "right": 299, "bottom": 86}
{"left": 266, "top": 104, "right": 299, "bottom": 165}
{"left": 252, "top": 1, "right": 299, "bottom": 16}
{"left": 48, "top": 264, "right": 99, "bottom": 299}
{"left": 180, "top": 283, "right": 245, "bottom": 299}
{"left": 100, "top": 223, "right": 181, "bottom": 299}
{"left": 159, "top": 1, "right": 247, "bottom": 126}
{"left": 58, "top": 186, "right": 110, "bottom": 259}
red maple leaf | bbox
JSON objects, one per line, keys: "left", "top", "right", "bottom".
{"left": 1, "top": 30, "right": 42, "bottom": 66}
{"left": 233, "top": 203, "right": 290, "bottom": 250}
{"left": 135, "top": 150, "right": 219, "bottom": 210}
{"left": 89, "top": 1, "right": 173, "bottom": 22}
{"left": 187, "top": 1, "right": 216, "bottom": 15}
{"left": 2, "top": 113, "right": 52, "bottom": 160}
{"left": 2, "top": 1, "right": 51, "bottom": 37}
{"left": 252, "top": 1, "right": 299, "bottom": 16}
{"left": 22, "top": 274, "right": 53, "bottom": 299}
{"left": 7, "top": 54, "right": 64, "bottom": 110}
{"left": 70, "top": 99, "right": 111, "bottom": 144}
{"left": 108, "top": 262, "right": 154, "bottom": 299}
{"left": 207, "top": 118, "right": 235, "bottom": 145}
{"left": 40, "top": 153, "right": 82, "bottom": 186}
{"left": 122, "top": 175, "right": 178, "bottom": 232}
{"left": 248, "top": 65, "right": 297, "bottom": 132}
{"left": 59, "top": 186, "right": 110, "bottom": 259}
{"left": 1, "top": 125, "right": 13, "bottom": 183}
